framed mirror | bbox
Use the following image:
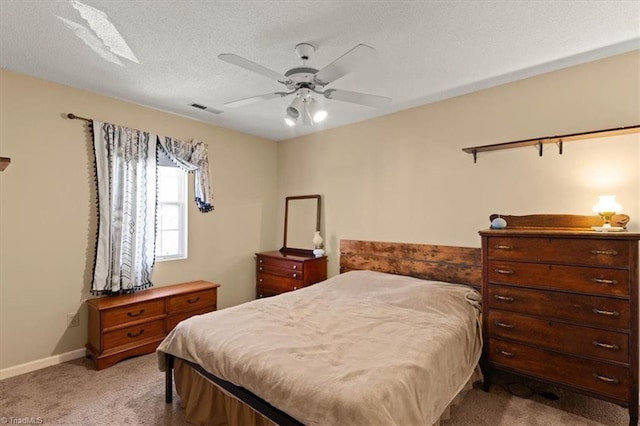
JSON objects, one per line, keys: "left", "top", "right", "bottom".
{"left": 281, "top": 194, "right": 321, "bottom": 256}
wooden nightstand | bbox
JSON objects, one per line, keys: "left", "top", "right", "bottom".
{"left": 255, "top": 251, "right": 327, "bottom": 298}
{"left": 86, "top": 280, "right": 220, "bottom": 370}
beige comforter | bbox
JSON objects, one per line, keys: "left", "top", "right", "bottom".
{"left": 157, "top": 270, "right": 482, "bottom": 425}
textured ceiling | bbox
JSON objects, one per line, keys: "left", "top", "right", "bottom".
{"left": 1, "top": 1, "right": 639, "bottom": 141}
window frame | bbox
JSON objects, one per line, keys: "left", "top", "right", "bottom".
{"left": 155, "top": 164, "right": 188, "bottom": 262}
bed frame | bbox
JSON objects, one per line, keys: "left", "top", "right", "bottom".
{"left": 164, "top": 239, "right": 482, "bottom": 424}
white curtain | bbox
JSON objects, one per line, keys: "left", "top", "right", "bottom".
{"left": 158, "top": 136, "right": 214, "bottom": 212}
{"left": 91, "top": 121, "right": 157, "bottom": 295}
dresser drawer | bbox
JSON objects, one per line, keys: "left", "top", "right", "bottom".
{"left": 102, "top": 300, "right": 165, "bottom": 330}
{"left": 488, "top": 261, "right": 629, "bottom": 297}
{"left": 257, "top": 273, "right": 301, "bottom": 293}
{"left": 488, "top": 284, "right": 629, "bottom": 330}
{"left": 167, "top": 289, "right": 216, "bottom": 313}
{"left": 257, "top": 257, "right": 304, "bottom": 280}
{"left": 487, "top": 237, "right": 629, "bottom": 267}
{"left": 488, "top": 310, "right": 629, "bottom": 363}
{"left": 103, "top": 319, "right": 165, "bottom": 350}
{"left": 167, "top": 306, "right": 214, "bottom": 331}
{"left": 256, "top": 286, "right": 285, "bottom": 299}
{"left": 489, "top": 338, "right": 629, "bottom": 401}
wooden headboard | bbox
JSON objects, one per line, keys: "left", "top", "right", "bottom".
{"left": 339, "top": 240, "right": 481, "bottom": 289}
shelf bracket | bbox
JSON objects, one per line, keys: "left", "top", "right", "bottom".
{"left": 536, "top": 141, "right": 543, "bottom": 157}
{"left": 557, "top": 139, "right": 563, "bottom": 155}
{"left": 472, "top": 149, "right": 478, "bottom": 164}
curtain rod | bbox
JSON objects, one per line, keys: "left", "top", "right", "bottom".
{"left": 66, "top": 112, "right": 209, "bottom": 148}
{"left": 67, "top": 113, "right": 91, "bottom": 122}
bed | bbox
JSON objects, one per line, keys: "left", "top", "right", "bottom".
{"left": 157, "top": 240, "right": 483, "bottom": 425}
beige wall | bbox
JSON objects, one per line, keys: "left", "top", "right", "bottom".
{"left": 0, "top": 70, "right": 278, "bottom": 369}
{"left": 277, "top": 51, "right": 640, "bottom": 276}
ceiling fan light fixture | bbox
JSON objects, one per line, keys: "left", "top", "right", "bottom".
{"left": 285, "top": 94, "right": 327, "bottom": 127}
{"left": 301, "top": 101, "right": 314, "bottom": 126}
{"left": 286, "top": 95, "right": 303, "bottom": 120}
{"left": 307, "top": 98, "right": 327, "bottom": 123}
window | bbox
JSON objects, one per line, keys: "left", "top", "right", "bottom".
{"left": 156, "top": 165, "right": 188, "bottom": 261}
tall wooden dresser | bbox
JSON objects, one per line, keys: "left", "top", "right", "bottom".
{"left": 255, "top": 251, "right": 327, "bottom": 298}
{"left": 86, "top": 280, "right": 220, "bottom": 370}
{"left": 480, "top": 215, "right": 639, "bottom": 425}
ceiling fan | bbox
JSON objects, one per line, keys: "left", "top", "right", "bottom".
{"left": 218, "top": 43, "right": 391, "bottom": 126}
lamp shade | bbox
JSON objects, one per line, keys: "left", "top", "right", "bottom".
{"left": 307, "top": 98, "right": 327, "bottom": 123}
{"left": 286, "top": 96, "right": 303, "bottom": 120}
{"left": 300, "top": 99, "right": 313, "bottom": 126}
{"left": 592, "top": 195, "right": 622, "bottom": 214}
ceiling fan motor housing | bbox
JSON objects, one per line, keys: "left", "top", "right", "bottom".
{"left": 284, "top": 67, "right": 320, "bottom": 90}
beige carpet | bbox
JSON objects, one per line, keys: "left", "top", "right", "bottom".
{"left": 0, "top": 353, "right": 631, "bottom": 425}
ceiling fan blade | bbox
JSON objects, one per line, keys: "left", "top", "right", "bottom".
{"left": 218, "top": 53, "right": 286, "bottom": 82}
{"left": 224, "top": 92, "right": 288, "bottom": 108}
{"left": 315, "top": 44, "right": 378, "bottom": 85}
{"left": 324, "top": 89, "right": 391, "bottom": 108}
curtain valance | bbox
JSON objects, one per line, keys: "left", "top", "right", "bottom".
{"left": 158, "top": 136, "right": 214, "bottom": 213}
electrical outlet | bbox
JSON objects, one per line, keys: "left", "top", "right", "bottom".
{"left": 67, "top": 312, "right": 80, "bottom": 328}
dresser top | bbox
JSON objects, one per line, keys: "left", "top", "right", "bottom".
{"left": 86, "top": 280, "right": 220, "bottom": 310}
{"left": 256, "top": 250, "right": 325, "bottom": 261}
{"left": 480, "top": 213, "right": 640, "bottom": 239}
{"left": 479, "top": 228, "right": 640, "bottom": 239}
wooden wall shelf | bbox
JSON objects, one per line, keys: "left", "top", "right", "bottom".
{"left": 462, "top": 124, "right": 639, "bottom": 163}
{"left": 0, "top": 157, "right": 10, "bottom": 171}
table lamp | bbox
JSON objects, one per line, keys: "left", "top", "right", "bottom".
{"left": 592, "top": 195, "right": 622, "bottom": 229}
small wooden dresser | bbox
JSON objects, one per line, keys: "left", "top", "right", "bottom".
{"left": 480, "top": 215, "right": 639, "bottom": 425}
{"left": 255, "top": 251, "right": 327, "bottom": 298}
{"left": 86, "top": 280, "right": 220, "bottom": 370}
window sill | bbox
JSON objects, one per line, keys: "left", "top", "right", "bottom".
{"left": 156, "top": 255, "right": 187, "bottom": 263}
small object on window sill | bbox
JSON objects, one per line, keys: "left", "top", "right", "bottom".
{"left": 0, "top": 157, "right": 10, "bottom": 171}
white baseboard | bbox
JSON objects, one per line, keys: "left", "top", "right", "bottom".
{"left": 0, "top": 348, "right": 87, "bottom": 381}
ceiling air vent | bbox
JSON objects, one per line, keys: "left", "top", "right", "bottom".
{"left": 190, "top": 103, "right": 223, "bottom": 114}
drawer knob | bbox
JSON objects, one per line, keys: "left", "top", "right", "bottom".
{"left": 592, "top": 373, "right": 619, "bottom": 384}
{"left": 292, "top": 273, "right": 298, "bottom": 278}
{"left": 592, "top": 341, "right": 619, "bottom": 351}
{"left": 293, "top": 286, "right": 297, "bottom": 290}
{"left": 591, "top": 249, "right": 618, "bottom": 256}
{"left": 592, "top": 308, "right": 619, "bottom": 317}
{"left": 292, "top": 265, "right": 298, "bottom": 270}
{"left": 494, "top": 294, "right": 514, "bottom": 302}
{"left": 494, "top": 268, "right": 514, "bottom": 275}
{"left": 496, "top": 349, "right": 514, "bottom": 357}
{"left": 494, "top": 245, "right": 512, "bottom": 251}
{"left": 591, "top": 278, "right": 618, "bottom": 285}
{"left": 496, "top": 321, "right": 515, "bottom": 329}
{"left": 127, "top": 329, "right": 144, "bottom": 338}
{"left": 259, "top": 259, "right": 263, "bottom": 263}
{"left": 187, "top": 297, "right": 201, "bottom": 304}
{"left": 127, "top": 309, "right": 145, "bottom": 318}
{"left": 259, "top": 278, "right": 263, "bottom": 283}
{"left": 259, "top": 266, "right": 263, "bottom": 271}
